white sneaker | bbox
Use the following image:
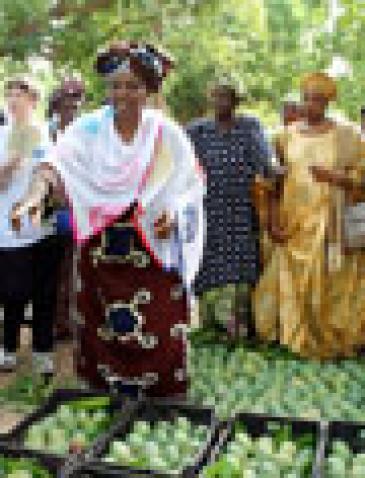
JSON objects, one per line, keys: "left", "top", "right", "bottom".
{"left": 32, "top": 352, "right": 54, "bottom": 376}
{"left": 0, "top": 348, "right": 17, "bottom": 372}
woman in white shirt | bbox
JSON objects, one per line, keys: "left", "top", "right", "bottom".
{"left": 0, "top": 79, "right": 62, "bottom": 374}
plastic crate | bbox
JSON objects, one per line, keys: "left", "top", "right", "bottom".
{"left": 203, "top": 412, "right": 323, "bottom": 478}
{"left": 320, "top": 419, "right": 365, "bottom": 477}
{"left": 78, "top": 398, "right": 220, "bottom": 478}
{"left": 0, "top": 388, "right": 140, "bottom": 477}
{"left": 0, "top": 443, "right": 63, "bottom": 478}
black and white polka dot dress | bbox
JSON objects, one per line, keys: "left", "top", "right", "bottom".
{"left": 187, "top": 116, "right": 274, "bottom": 296}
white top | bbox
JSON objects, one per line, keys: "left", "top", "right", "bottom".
{"left": 0, "top": 121, "right": 53, "bottom": 248}
{"left": 41, "top": 106, "right": 205, "bottom": 288}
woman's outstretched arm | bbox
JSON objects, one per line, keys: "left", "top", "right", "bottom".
{"left": 11, "top": 162, "right": 59, "bottom": 231}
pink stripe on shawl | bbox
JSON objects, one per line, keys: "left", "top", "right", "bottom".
{"left": 71, "top": 124, "right": 163, "bottom": 246}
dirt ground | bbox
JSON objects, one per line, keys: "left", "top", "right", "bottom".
{"left": 0, "top": 325, "right": 76, "bottom": 434}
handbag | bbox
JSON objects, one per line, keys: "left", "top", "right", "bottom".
{"left": 343, "top": 202, "right": 365, "bottom": 249}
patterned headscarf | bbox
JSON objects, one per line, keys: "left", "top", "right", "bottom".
{"left": 95, "top": 41, "right": 174, "bottom": 94}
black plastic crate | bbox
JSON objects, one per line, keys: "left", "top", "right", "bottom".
{"left": 203, "top": 412, "right": 323, "bottom": 478}
{"left": 320, "top": 420, "right": 365, "bottom": 477}
{"left": 0, "top": 388, "right": 140, "bottom": 475}
{"left": 0, "top": 442, "right": 63, "bottom": 478}
{"left": 326, "top": 420, "right": 365, "bottom": 453}
{"left": 78, "top": 399, "right": 220, "bottom": 478}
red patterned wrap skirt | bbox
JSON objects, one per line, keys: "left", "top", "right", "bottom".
{"left": 76, "top": 206, "right": 188, "bottom": 398}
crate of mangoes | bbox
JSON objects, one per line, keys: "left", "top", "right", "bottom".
{"left": 0, "top": 444, "right": 62, "bottom": 478}
{"left": 202, "top": 412, "right": 322, "bottom": 478}
{"left": 78, "top": 398, "right": 220, "bottom": 477}
{"left": 1, "top": 388, "right": 140, "bottom": 471}
{"left": 322, "top": 420, "right": 365, "bottom": 477}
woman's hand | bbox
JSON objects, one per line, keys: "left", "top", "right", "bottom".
{"left": 10, "top": 202, "right": 23, "bottom": 232}
{"left": 274, "top": 165, "right": 288, "bottom": 179}
{"left": 309, "top": 165, "right": 345, "bottom": 186}
{"left": 10, "top": 203, "right": 41, "bottom": 232}
{"left": 310, "top": 165, "right": 358, "bottom": 191}
{"left": 154, "top": 211, "right": 175, "bottom": 240}
{"left": 29, "top": 205, "right": 41, "bottom": 227}
{"left": 268, "top": 223, "right": 291, "bottom": 244}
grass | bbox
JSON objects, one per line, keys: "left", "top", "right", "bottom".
{"left": 0, "top": 373, "right": 83, "bottom": 414}
{"left": 1, "top": 334, "right": 365, "bottom": 421}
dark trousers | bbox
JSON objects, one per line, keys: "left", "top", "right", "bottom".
{"left": 54, "top": 233, "right": 74, "bottom": 341}
{"left": 0, "top": 236, "right": 63, "bottom": 353}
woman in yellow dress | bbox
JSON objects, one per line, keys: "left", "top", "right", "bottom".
{"left": 254, "top": 72, "right": 365, "bottom": 359}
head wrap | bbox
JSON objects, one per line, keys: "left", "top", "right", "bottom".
{"left": 48, "top": 79, "right": 85, "bottom": 117}
{"left": 300, "top": 72, "right": 337, "bottom": 101}
{"left": 95, "top": 41, "right": 174, "bottom": 94}
{"left": 58, "top": 79, "right": 85, "bottom": 97}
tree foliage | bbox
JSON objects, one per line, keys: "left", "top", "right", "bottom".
{"left": 0, "top": 0, "right": 362, "bottom": 125}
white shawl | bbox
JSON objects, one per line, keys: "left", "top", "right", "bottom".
{"left": 42, "top": 106, "right": 205, "bottom": 288}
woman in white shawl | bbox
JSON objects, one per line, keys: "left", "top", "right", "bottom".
{"left": 12, "top": 41, "right": 204, "bottom": 397}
